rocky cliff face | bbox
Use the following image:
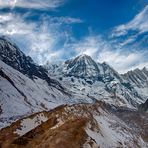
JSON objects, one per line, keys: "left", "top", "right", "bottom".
{"left": 138, "top": 99, "right": 148, "bottom": 112}
{"left": 123, "top": 67, "right": 148, "bottom": 101}
{"left": 0, "top": 37, "right": 69, "bottom": 93}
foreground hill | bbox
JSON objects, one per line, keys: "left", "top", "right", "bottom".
{"left": 0, "top": 101, "right": 147, "bottom": 148}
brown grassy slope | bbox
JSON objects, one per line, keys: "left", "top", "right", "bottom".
{"left": 0, "top": 103, "right": 98, "bottom": 148}
{"left": 0, "top": 101, "right": 147, "bottom": 148}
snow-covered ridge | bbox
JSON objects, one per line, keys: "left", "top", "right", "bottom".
{"left": 0, "top": 37, "right": 73, "bottom": 96}
{"left": 0, "top": 60, "right": 70, "bottom": 121}
{"left": 0, "top": 37, "right": 73, "bottom": 129}
{"left": 123, "top": 67, "right": 148, "bottom": 88}
{"left": 123, "top": 67, "right": 148, "bottom": 100}
{"left": 45, "top": 54, "right": 148, "bottom": 108}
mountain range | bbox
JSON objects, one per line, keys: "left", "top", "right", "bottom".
{"left": 45, "top": 53, "right": 148, "bottom": 107}
{"left": 0, "top": 37, "right": 147, "bottom": 147}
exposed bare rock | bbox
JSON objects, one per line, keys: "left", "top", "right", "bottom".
{"left": 138, "top": 99, "right": 148, "bottom": 112}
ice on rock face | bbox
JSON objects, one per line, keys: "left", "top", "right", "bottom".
{"left": 45, "top": 54, "right": 148, "bottom": 108}
{"left": 123, "top": 67, "right": 148, "bottom": 100}
{"left": 65, "top": 54, "right": 101, "bottom": 78}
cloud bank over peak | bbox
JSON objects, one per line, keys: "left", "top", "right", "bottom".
{"left": 70, "top": 5, "right": 148, "bottom": 73}
{"left": 0, "top": 1, "right": 147, "bottom": 74}
{"left": 66, "top": 35, "right": 148, "bottom": 74}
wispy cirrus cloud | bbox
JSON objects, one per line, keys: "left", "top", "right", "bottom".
{"left": 48, "top": 16, "right": 83, "bottom": 24}
{"left": 0, "top": 2, "right": 147, "bottom": 73}
{"left": 91, "top": 4, "right": 148, "bottom": 73}
{"left": 0, "top": 12, "right": 82, "bottom": 64}
{"left": 111, "top": 5, "right": 148, "bottom": 38}
{"left": 110, "top": 5, "right": 148, "bottom": 51}
{"left": 98, "top": 49, "right": 148, "bottom": 73}
{"left": 0, "top": 0, "right": 65, "bottom": 10}
{"left": 63, "top": 34, "right": 148, "bottom": 73}
{"left": 0, "top": 13, "right": 35, "bottom": 35}
{"left": 72, "top": 36, "right": 111, "bottom": 58}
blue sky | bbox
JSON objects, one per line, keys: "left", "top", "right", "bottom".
{"left": 0, "top": 0, "right": 147, "bottom": 73}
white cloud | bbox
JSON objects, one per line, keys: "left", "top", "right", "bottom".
{"left": 72, "top": 36, "right": 111, "bottom": 57}
{"left": 130, "top": 62, "right": 148, "bottom": 71}
{"left": 65, "top": 35, "right": 148, "bottom": 73}
{"left": 74, "top": 36, "right": 100, "bottom": 56}
{"left": 0, "top": 0, "right": 65, "bottom": 10}
{"left": 99, "top": 5, "right": 148, "bottom": 73}
{"left": 0, "top": 4, "right": 147, "bottom": 73}
{"left": 48, "top": 16, "right": 83, "bottom": 24}
{"left": 0, "top": 12, "right": 82, "bottom": 64}
{"left": 0, "top": 13, "right": 35, "bottom": 35}
{"left": 0, "top": 13, "right": 14, "bottom": 22}
{"left": 112, "top": 5, "right": 148, "bottom": 38}
{"left": 98, "top": 49, "right": 148, "bottom": 73}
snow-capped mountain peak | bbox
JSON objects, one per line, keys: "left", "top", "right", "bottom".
{"left": 65, "top": 54, "right": 100, "bottom": 79}
{"left": 45, "top": 54, "right": 148, "bottom": 108}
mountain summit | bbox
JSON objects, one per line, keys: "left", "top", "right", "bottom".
{"left": 45, "top": 54, "right": 148, "bottom": 107}
{"left": 65, "top": 54, "right": 100, "bottom": 79}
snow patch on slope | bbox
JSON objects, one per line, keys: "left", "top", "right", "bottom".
{"left": 14, "top": 113, "right": 48, "bottom": 136}
{"left": 85, "top": 113, "right": 147, "bottom": 148}
{"left": 0, "top": 60, "right": 71, "bottom": 129}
